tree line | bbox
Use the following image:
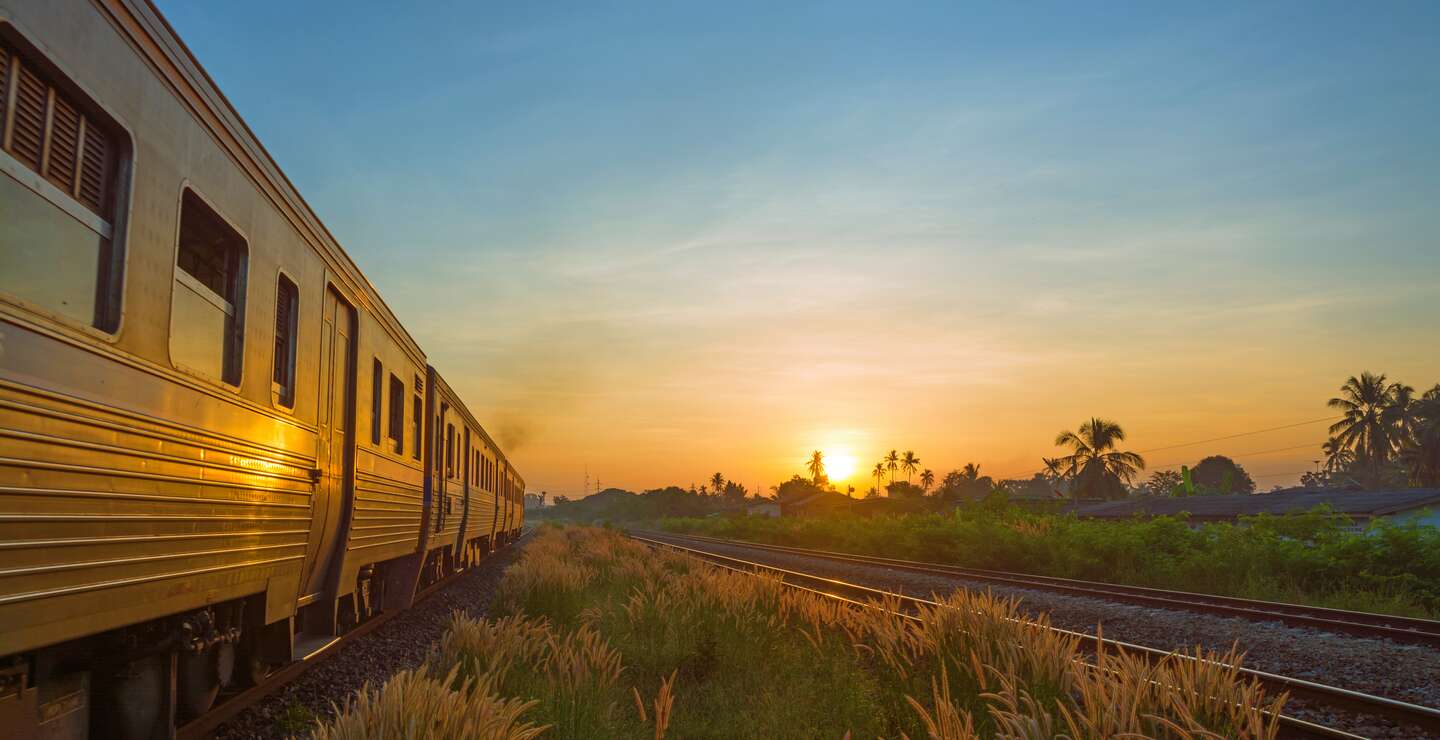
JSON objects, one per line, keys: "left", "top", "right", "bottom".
{"left": 539, "top": 370, "right": 1439, "bottom": 519}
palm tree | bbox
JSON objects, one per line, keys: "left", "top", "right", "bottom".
{"left": 884, "top": 449, "right": 900, "bottom": 483}
{"left": 871, "top": 462, "right": 887, "bottom": 494}
{"left": 919, "top": 468, "right": 935, "bottom": 492}
{"left": 959, "top": 462, "right": 981, "bottom": 482}
{"left": 1321, "top": 437, "right": 1354, "bottom": 476}
{"left": 807, "top": 450, "right": 825, "bottom": 484}
{"left": 1384, "top": 382, "right": 1420, "bottom": 448}
{"left": 1328, "top": 372, "right": 1398, "bottom": 470}
{"left": 901, "top": 450, "right": 920, "bottom": 483}
{"left": 1041, "top": 457, "right": 1064, "bottom": 481}
{"left": 1400, "top": 385, "right": 1440, "bottom": 487}
{"left": 710, "top": 472, "right": 725, "bottom": 496}
{"left": 1053, "top": 418, "right": 1145, "bottom": 500}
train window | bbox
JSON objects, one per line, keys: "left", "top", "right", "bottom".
{"left": 445, "top": 423, "right": 455, "bottom": 477}
{"left": 411, "top": 394, "right": 422, "bottom": 460}
{"left": 171, "top": 190, "right": 247, "bottom": 385}
{"left": 370, "top": 359, "right": 383, "bottom": 445}
{"left": 272, "top": 275, "right": 298, "bottom": 407}
{"left": 387, "top": 374, "right": 403, "bottom": 453}
{"left": 0, "top": 31, "right": 127, "bottom": 332}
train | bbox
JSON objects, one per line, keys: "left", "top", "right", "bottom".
{"left": 0, "top": 1, "right": 524, "bottom": 737}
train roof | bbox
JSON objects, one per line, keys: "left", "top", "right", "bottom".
{"left": 124, "top": 0, "right": 426, "bottom": 364}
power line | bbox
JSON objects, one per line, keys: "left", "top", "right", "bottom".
{"left": 1009, "top": 415, "right": 1342, "bottom": 480}
{"left": 1252, "top": 470, "right": 1314, "bottom": 479}
{"left": 1146, "top": 442, "right": 1324, "bottom": 472}
{"left": 1134, "top": 416, "right": 1340, "bottom": 454}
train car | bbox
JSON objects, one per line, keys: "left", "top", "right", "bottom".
{"left": 422, "top": 368, "right": 508, "bottom": 579}
{"left": 0, "top": 1, "right": 524, "bottom": 737}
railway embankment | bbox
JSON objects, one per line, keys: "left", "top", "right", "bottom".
{"left": 301, "top": 525, "right": 1304, "bottom": 739}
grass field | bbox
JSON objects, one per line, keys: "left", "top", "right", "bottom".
{"left": 313, "top": 525, "right": 1286, "bottom": 738}
{"left": 657, "top": 503, "right": 1440, "bottom": 619}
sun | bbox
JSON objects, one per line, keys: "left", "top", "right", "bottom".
{"left": 825, "top": 451, "right": 857, "bottom": 482}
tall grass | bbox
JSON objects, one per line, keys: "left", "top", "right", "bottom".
{"left": 659, "top": 503, "right": 1440, "bottom": 618}
{"left": 312, "top": 525, "right": 1287, "bottom": 738}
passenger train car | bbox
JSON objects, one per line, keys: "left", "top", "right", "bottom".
{"left": 0, "top": 1, "right": 524, "bottom": 737}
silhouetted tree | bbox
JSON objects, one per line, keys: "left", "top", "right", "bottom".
{"left": 886, "top": 480, "right": 926, "bottom": 499}
{"left": 885, "top": 449, "right": 900, "bottom": 483}
{"left": 1328, "top": 372, "right": 1398, "bottom": 472}
{"left": 901, "top": 451, "right": 920, "bottom": 483}
{"left": 807, "top": 450, "right": 826, "bottom": 485}
{"left": 919, "top": 469, "right": 935, "bottom": 492}
{"left": 1402, "top": 384, "right": 1440, "bottom": 486}
{"left": 1054, "top": 418, "right": 1145, "bottom": 500}
{"left": 1144, "top": 470, "right": 1182, "bottom": 496}
{"left": 711, "top": 472, "right": 725, "bottom": 496}
{"left": 1322, "top": 438, "right": 1355, "bottom": 476}
{"left": 936, "top": 464, "right": 993, "bottom": 501}
{"left": 1190, "top": 455, "right": 1255, "bottom": 495}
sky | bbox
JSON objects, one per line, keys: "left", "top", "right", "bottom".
{"left": 155, "top": 1, "right": 1440, "bottom": 495}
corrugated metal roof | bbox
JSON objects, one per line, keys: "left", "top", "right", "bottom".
{"left": 1068, "top": 489, "right": 1440, "bottom": 519}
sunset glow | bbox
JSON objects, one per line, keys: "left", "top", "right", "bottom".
{"left": 158, "top": 2, "right": 1440, "bottom": 498}
{"left": 825, "top": 452, "right": 858, "bottom": 483}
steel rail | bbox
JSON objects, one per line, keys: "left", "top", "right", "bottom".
{"left": 630, "top": 533, "right": 1440, "bottom": 740}
{"left": 175, "top": 530, "right": 531, "bottom": 740}
{"left": 640, "top": 530, "right": 1440, "bottom": 647}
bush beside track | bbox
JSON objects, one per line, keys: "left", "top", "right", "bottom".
{"left": 657, "top": 503, "right": 1440, "bottom": 619}
{"left": 313, "top": 525, "right": 1287, "bottom": 739}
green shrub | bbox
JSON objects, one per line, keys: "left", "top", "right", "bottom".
{"left": 659, "top": 504, "right": 1440, "bottom": 618}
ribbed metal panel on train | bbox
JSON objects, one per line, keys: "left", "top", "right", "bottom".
{"left": 0, "top": 1, "right": 523, "bottom": 734}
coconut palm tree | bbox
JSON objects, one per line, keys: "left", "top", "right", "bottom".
{"left": 1400, "top": 385, "right": 1440, "bottom": 487}
{"left": 900, "top": 451, "right": 920, "bottom": 483}
{"left": 872, "top": 462, "right": 887, "bottom": 494}
{"left": 885, "top": 449, "right": 900, "bottom": 483}
{"left": 710, "top": 472, "right": 725, "bottom": 495}
{"left": 1041, "top": 457, "right": 1064, "bottom": 481}
{"left": 1321, "top": 437, "right": 1354, "bottom": 476}
{"left": 1053, "top": 418, "right": 1145, "bottom": 500}
{"left": 1384, "top": 382, "right": 1420, "bottom": 448}
{"left": 920, "top": 469, "right": 935, "bottom": 492}
{"left": 806, "top": 450, "right": 825, "bottom": 484}
{"left": 1328, "top": 372, "right": 1398, "bottom": 470}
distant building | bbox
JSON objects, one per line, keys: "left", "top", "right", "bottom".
{"left": 779, "top": 491, "right": 854, "bottom": 518}
{"left": 524, "top": 492, "right": 546, "bottom": 510}
{"left": 1064, "top": 488, "right": 1440, "bottom": 531}
{"left": 746, "top": 502, "right": 781, "bottom": 518}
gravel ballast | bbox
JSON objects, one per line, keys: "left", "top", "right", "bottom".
{"left": 641, "top": 532, "right": 1440, "bottom": 739}
{"left": 213, "top": 540, "right": 525, "bottom": 739}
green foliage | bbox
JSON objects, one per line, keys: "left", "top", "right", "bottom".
{"left": 274, "top": 700, "right": 316, "bottom": 735}
{"left": 661, "top": 504, "right": 1440, "bottom": 618}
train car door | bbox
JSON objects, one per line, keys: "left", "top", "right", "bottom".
{"left": 490, "top": 455, "right": 499, "bottom": 544}
{"left": 298, "top": 287, "right": 357, "bottom": 603}
{"left": 459, "top": 428, "right": 471, "bottom": 552}
{"left": 436, "top": 403, "right": 449, "bottom": 533}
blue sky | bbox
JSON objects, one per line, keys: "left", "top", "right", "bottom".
{"left": 157, "top": 1, "right": 1440, "bottom": 493}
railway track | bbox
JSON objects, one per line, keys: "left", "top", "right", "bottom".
{"left": 628, "top": 533, "right": 1440, "bottom": 740}
{"left": 176, "top": 531, "right": 531, "bottom": 740}
{"left": 638, "top": 530, "right": 1440, "bottom": 648}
